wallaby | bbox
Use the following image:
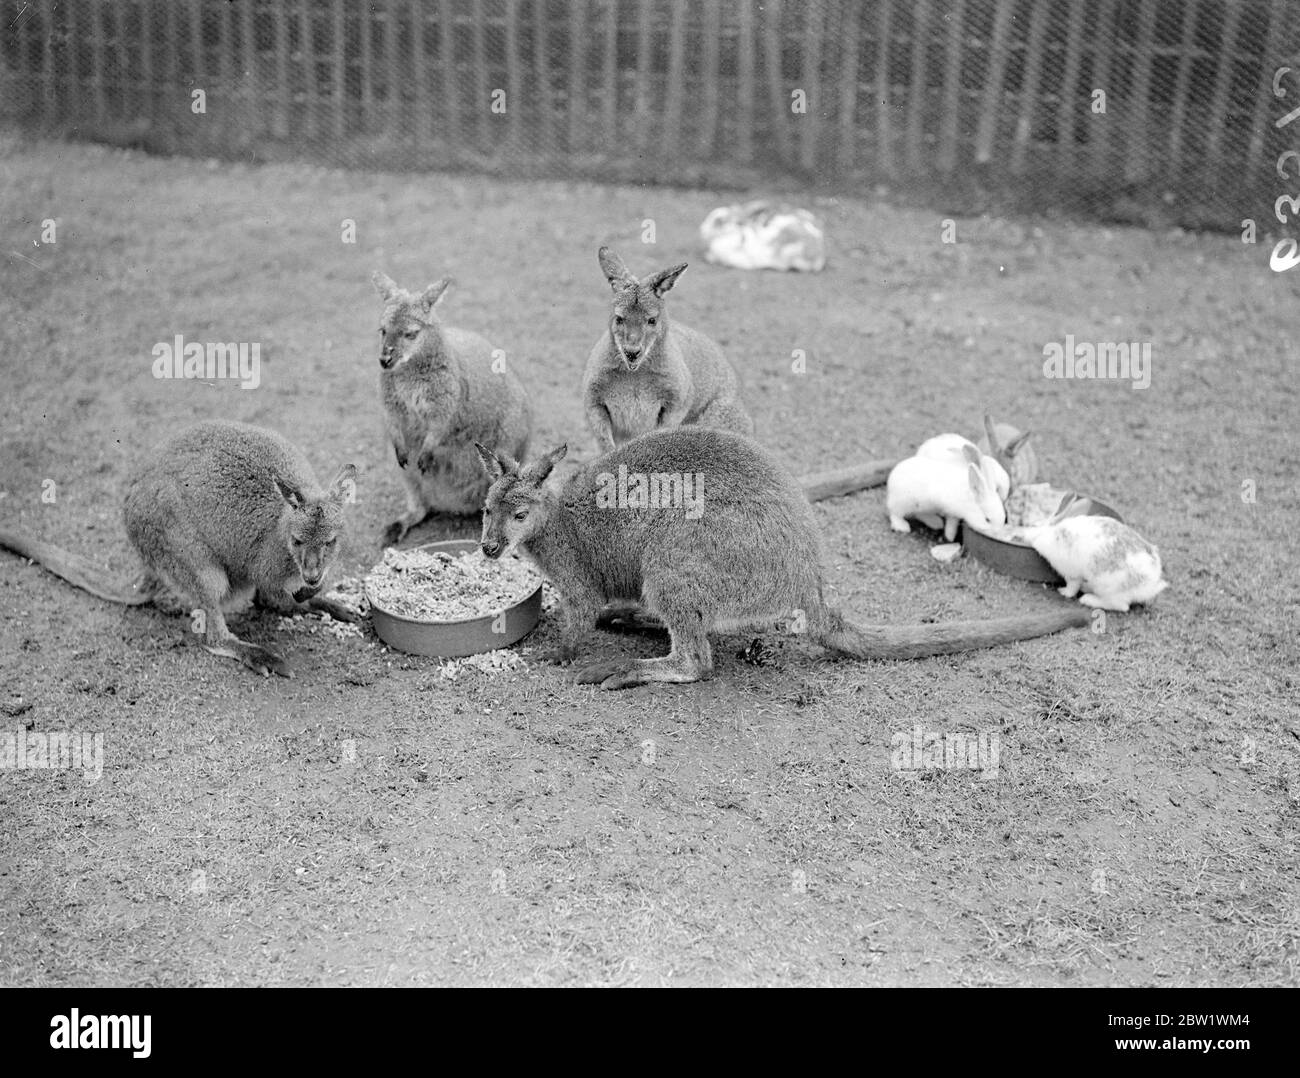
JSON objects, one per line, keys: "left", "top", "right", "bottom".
{"left": 474, "top": 427, "right": 1090, "bottom": 690}
{"left": 581, "top": 247, "right": 892, "bottom": 503}
{"left": 0, "top": 420, "right": 358, "bottom": 678}
{"left": 372, "top": 270, "right": 532, "bottom": 546}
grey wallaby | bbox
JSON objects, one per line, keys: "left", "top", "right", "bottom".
{"left": 474, "top": 427, "right": 1090, "bottom": 690}
{"left": 0, "top": 420, "right": 358, "bottom": 678}
{"left": 371, "top": 270, "right": 532, "bottom": 546}
{"left": 581, "top": 247, "right": 893, "bottom": 502}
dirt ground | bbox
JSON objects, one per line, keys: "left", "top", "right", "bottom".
{"left": 0, "top": 133, "right": 1296, "bottom": 986}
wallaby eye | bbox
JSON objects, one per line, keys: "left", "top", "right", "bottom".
{"left": 513, "top": 509, "right": 528, "bottom": 522}
{"left": 292, "top": 537, "right": 304, "bottom": 548}
{"left": 614, "top": 315, "right": 624, "bottom": 325}
{"left": 646, "top": 317, "right": 657, "bottom": 326}
{"left": 403, "top": 329, "right": 418, "bottom": 339}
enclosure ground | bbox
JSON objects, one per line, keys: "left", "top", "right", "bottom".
{"left": 0, "top": 136, "right": 1296, "bottom": 986}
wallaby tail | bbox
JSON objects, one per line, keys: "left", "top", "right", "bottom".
{"left": 0, "top": 528, "right": 154, "bottom": 606}
{"left": 798, "top": 459, "right": 896, "bottom": 503}
{"left": 817, "top": 606, "right": 1091, "bottom": 660}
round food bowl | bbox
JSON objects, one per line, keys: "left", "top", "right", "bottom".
{"left": 366, "top": 539, "right": 543, "bottom": 658}
{"left": 960, "top": 496, "right": 1123, "bottom": 584}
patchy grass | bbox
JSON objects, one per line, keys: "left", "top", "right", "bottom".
{"left": 0, "top": 133, "right": 1296, "bottom": 986}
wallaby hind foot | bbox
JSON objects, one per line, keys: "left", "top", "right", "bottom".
{"left": 576, "top": 625, "right": 714, "bottom": 690}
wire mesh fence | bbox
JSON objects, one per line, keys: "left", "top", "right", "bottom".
{"left": 3, "top": 0, "right": 1298, "bottom": 230}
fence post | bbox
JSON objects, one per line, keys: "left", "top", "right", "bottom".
{"left": 836, "top": 0, "right": 862, "bottom": 174}
{"left": 696, "top": 0, "right": 722, "bottom": 159}
{"left": 973, "top": 0, "right": 1014, "bottom": 165}
{"left": 1055, "top": 0, "right": 1085, "bottom": 178}
{"left": 904, "top": 0, "right": 929, "bottom": 176}
{"left": 1164, "top": 0, "right": 1199, "bottom": 178}
{"left": 737, "top": 0, "right": 755, "bottom": 164}
{"left": 763, "top": 0, "right": 791, "bottom": 168}
{"left": 437, "top": 0, "right": 455, "bottom": 146}
{"left": 1088, "top": 0, "right": 1118, "bottom": 181}
{"left": 799, "top": 0, "right": 824, "bottom": 174}
{"left": 664, "top": 1, "right": 688, "bottom": 165}
{"left": 1010, "top": 0, "right": 1050, "bottom": 177}
{"left": 936, "top": 0, "right": 964, "bottom": 176}
{"left": 567, "top": 0, "right": 586, "bottom": 155}
{"left": 1122, "top": 0, "right": 1160, "bottom": 184}
{"left": 874, "top": 0, "right": 895, "bottom": 179}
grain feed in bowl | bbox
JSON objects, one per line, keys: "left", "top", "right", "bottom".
{"left": 364, "top": 547, "right": 542, "bottom": 623}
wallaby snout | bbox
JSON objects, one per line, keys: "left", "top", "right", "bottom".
{"left": 481, "top": 539, "right": 504, "bottom": 560}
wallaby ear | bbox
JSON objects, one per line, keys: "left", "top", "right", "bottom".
{"left": 960, "top": 443, "right": 982, "bottom": 467}
{"left": 475, "top": 442, "right": 505, "bottom": 481}
{"left": 418, "top": 276, "right": 452, "bottom": 312}
{"left": 273, "top": 474, "right": 305, "bottom": 510}
{"left": 327, "top": 463, "right": 358, "bottom": 505}
{"left": 475, "top": 442, "right": 520, "bottom": 481}
{"left": 645, "top": 262, "right": 688, "bottom": 297}
{"left": 598, "top": 247, "right": 636, "bottom": 291}
{"left": 982, "top": 413, "right": 1001, "bottom": 452}
{"left": 522, "top": 443, "right": 568, "bottom": 485}
{"left": 1006, "top": 430, "right": 1032, "bottom": 456}
{"left": 371, "top": 270, "right": 399, "bottom": 302}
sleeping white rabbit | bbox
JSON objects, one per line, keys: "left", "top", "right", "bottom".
{"left": 698, "top": 201, "right": 827, "bottom": 272}
{"left": 1019, "top": 509, "right": 1168, "bottom": 612}
{"left": 886, "top": 444, "right": 1008, "bottom": 542}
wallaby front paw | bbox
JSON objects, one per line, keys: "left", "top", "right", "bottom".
{"left": 575, "top": 659, "right": 632, "bottom": 685}
{"left": 416, "top": 450, "right": 437, "bottom": 474}
{"left": 309, "top": 596, "right": 361, "bottom": 623}
{"left": 210, "top": 640, "right": 293, "bottom": 678}
{"left": 534, "top": 645, "right": 577, "bottom": 665}
{"left": 394, "top": 445, "right": 409, "bottom": 469}
{"left": 595, "top": 607, "right": 666, "bottom": 635}
{"left": 381, "top": 520, "right": 408, "bottom": 547}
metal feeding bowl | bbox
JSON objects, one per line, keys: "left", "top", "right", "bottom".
{"left": 960, "top": 495, "right": 1124, "bottom": 585}
{"left": 366, "top": 539, "right": 543, "bottom": 658}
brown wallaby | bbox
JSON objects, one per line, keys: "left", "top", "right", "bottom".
{"left": 0, "top": 420, "right": 358, "bottom": 678}
{"left": 977, "top": 413, "right": 1037, "bottom": 490}
{"left": 372, "top": 270, "right": 532, "bottom": 546}
{"left": 474, "top": 427, "right": 1090, "bottom": 690}
{"left": 581, "top": 247, "right": 892, "bottom": 503}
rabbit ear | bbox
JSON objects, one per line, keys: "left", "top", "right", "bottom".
{"left": 967, "top": 462, "right": 987, "bottom": 496}
{"left": 982, "top": 413, "right": 1001, "bottom": 451}
{"left": 1006, "top": 430, "right": 1033, "bottom": 456}
{"left": 960, "top": 443, "right": 981, "bottom": 467}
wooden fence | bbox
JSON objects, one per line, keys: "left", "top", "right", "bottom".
{"left": 3, "top": 0, "right": 1297, "bottom": 225}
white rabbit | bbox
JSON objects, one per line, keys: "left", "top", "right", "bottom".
{"left": 1019, "top": 515, "right": 1168, "bottom": 612}
{"left": 916, "top": 432, "right": 1011, "bottom": 502}
{"left": 977, "top": 413, "right": 1037, "bottom": 490}
{"left": 887, "top": 445, "right": 1008, "bottom": 542}
{"left": 699, "top": 201, "right": 827, "bottom": 272}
